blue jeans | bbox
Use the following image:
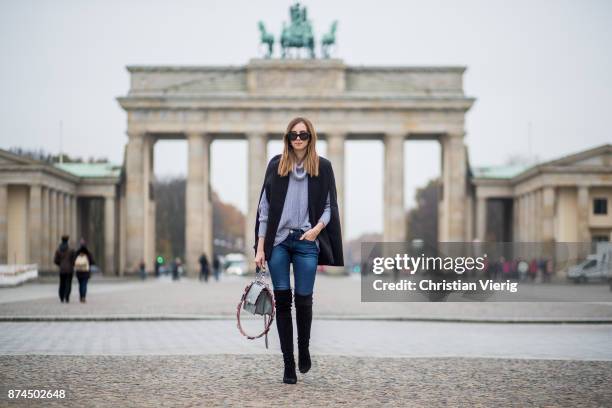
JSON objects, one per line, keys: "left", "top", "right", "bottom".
{"left": 76, "top": 271, "right": 90, "bottom": 299}
{"left": 267, "top": 228, "right": 319, "bottom": 296}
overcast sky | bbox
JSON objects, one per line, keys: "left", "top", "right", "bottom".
{"left": 1, "top": 0, "right": 610, "bottom": 239}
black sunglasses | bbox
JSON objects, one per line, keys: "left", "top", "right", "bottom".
{"left": 286, "top": 131, "right": 311, "bottom": 141}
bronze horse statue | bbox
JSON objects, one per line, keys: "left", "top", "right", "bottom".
{"left": 258, "top": 21, "right": 274, "bottom": 58}
{"left": 321, "top": 20, "right": 338, "bottom": 58}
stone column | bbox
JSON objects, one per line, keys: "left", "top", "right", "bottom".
{"left": 577, "top": 185, "right": 590, "bottom": 242}
{"left": 476, "top": 196, "right": 487, "bottom": 241}
{"left": 522, "top": 194, "right": 529, "bottom": 242}
{"left": 534, "top": 189, "right": 542, "bottom": 242}
{"left": 63, "top": 194, "right": 70, "bottom": 242}
{"left": 325, "top": 132, "right": 347, "bottom": 275}
{"left": 119, "top": 190, "right": 126, "bottom": 277}
{"left": 245, "top": 132, "right": 267, "bottom": 270}
{"left": 512, "top": 196, "right": 520, "bottom": 242}
{"left": 525, "top": 192, "right": 533, "bottom": 242}
{"left": 523, "top": 193, "right": 529, "bottom": 241}
{"left": 144, "top": 138, "right": 155, "bottom": 272}
{"left": 531, "top": 191, "right": 537, "bottom": 241}
{"left": 326, "top": 132, "right": 346, "bottom": 230}
{"left": 439, "top": 133, "right": 467, "bottom": 241}
{"left": 541, "top": 187, "right": 555, "bottom": 243}
{"left": 41, "top": 188, "right": 50, "bottom": 270}
{"left": 54, "top": 190, "right": 61, "bottom": 248}
{"left": 464, "top": 192, "right": 474, "bottom": 241}
{"left": 57, "top": 192, "right": 64, "bottom": 240}
{"left": 515, "top": 195, "right": 520, "bottom": 241}
{"left": 148, "top": 197, "right": 155, "bottom": 272}
{"left": 125, "top": 131, "right": 148, "bottom": 273}
{"left": 383, "top": 133, "right": 405, "bottom": 241}
{"left": 71, "top": 195, "right": 78, "bottom": 244}
{"left": 28, "top": 185, "right": 43, "bottom": 266}
{"left": 186, "top": 132, "right": 212, "bottom": 277}
{"left": 49, "top": 190, "right": 57, "bottom": 257}
{"left": 528, "top": 192, "right": 534, "bottom": 241}
{"left": 518, "top": 194, "right": 524, "bottom": 241}
{"left": 0, "top": 184, "right": 7, "bottom": 264}
{"left": 104, "top": 196, "right": 116, "bottom": 275}
{"left": 532, "top": 191, "right": 539, "bottom": 241}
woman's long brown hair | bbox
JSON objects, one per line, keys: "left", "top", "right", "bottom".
{"left": 278, "top": 117, "right": 320, "bottom": 177}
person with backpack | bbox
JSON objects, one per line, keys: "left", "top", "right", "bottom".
{"left": 54, "top": 235, "right": 75, "bottom": 303}
{"left": 73, "top": 238, "right": 95, "bottom": 303}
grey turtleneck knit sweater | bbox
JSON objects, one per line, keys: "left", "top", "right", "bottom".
{"left": 258, "top": 160, "right": 331, "bottom": 249}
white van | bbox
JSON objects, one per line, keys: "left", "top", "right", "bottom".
{"left": 567, "top": 242, "right": 612, "bottom": 283}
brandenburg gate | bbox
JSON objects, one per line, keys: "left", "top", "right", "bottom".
{"left": 117, "top": 58, "right": 474, "bottom": 274}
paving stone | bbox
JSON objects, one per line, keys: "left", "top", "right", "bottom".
{"left": 0, "top": 355, "right": 610, "bottom": 407}
{"left": 0, "top": 320, "right": 610, "bottom": 361}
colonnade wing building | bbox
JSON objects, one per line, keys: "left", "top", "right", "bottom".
{"left": 472, "top": 144, "right": 612, "bottom": 243}
{"left": 1, "top": 58, "right": 611, "bottom": 276}
{"left": 0, "top": 150, "right": 121, "bottom": 275}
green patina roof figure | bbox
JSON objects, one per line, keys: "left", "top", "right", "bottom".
{"left": 258, "top": 3, "right": 338, "bottom": 59}
{"left": 321, "top": 20, "right": 338, "bottom": 59}
{"left": 257, "top": 21, "right": 274, "bottom": 58}
{"left": 280, "top": 2, "right": 315, "bottom": 58}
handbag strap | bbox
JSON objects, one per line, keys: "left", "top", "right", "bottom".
{"left": 255, "top": 263, "right": 268, "bottom": 283}
{"left": 236, "top": 265, "right": 276, "bottom": 348}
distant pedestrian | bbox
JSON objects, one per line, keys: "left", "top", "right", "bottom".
{"left": 54, "top": 235, "right": 75, "bottom": 303}
{"left": 538, "top": 258, "right": 547, "bottom": 283}
{"left": 213, "top": 255, "right": 221, "bottom": 281}
{"left": 154, "top": 257, "right": 161, "bottom": 278}
{"left": 74, "top": 238, "right": 95, "bottom": 303}
{"left": 199, "top": 253, "right": 209, "bottom": 282}
{"left": 529, "top": 258, "right": 538, "bottom": 282}
{"left": 502, "top": 257, "right": 511, "bottom": 277}
{"left": 545, "top": 258, "right": 554, "bottom": 282}
{"left": 172, "top": 257, "right": 181, "bottom": 281}
{"left": 139, "top": 260, "right": 146, "bottom": 280}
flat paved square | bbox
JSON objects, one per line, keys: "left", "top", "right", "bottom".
{"left": 2, "top": 276, "right": 611, "bottom": 407}
{"left": 2, "top": 275, "right": 612, "bottom": 322}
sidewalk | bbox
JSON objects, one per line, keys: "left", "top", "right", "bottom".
{"left": 1, "top": 320, "right": 610, "bottom": 360}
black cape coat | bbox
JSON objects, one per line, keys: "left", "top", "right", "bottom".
{"left": 253, "top": 154, "right": 344, "bottom": 266}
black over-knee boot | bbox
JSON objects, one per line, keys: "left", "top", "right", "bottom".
{"left": 274, "top": 289, "right": 297, "bottom": 384}
{"left": 295, "top": 292, "right": 313, "bottom": 373}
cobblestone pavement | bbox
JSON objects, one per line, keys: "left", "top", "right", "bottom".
{"left": 0, "top": 320, "right": 610, "bottom": 361}
{"left": 1, "top": 355, "right": 610, "bottom": 407}
{"left": 2, "top": 275, "right": 612, "bottom": 321}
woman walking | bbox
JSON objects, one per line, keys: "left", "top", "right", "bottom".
{"left": 73, "top": 238, "right": 95, "bottom": 303}
{"left": 253, "top": 117, "right": 344, "bottom": 384}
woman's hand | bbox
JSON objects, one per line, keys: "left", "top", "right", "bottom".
{"left": 255, "top": 249, "right": 265, "bottom": 270}
{"left": 300, "top": 222, "right": 324, "bottom": 241}
{"left": 255, "top": 237, "right": 266, "bottom": 269}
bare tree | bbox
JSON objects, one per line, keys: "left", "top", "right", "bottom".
{"left": 154, "top": 177, "right": 246, "bottom": 262}
{"left": 406, "top": 178, "right": 439, "bottom": 244}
